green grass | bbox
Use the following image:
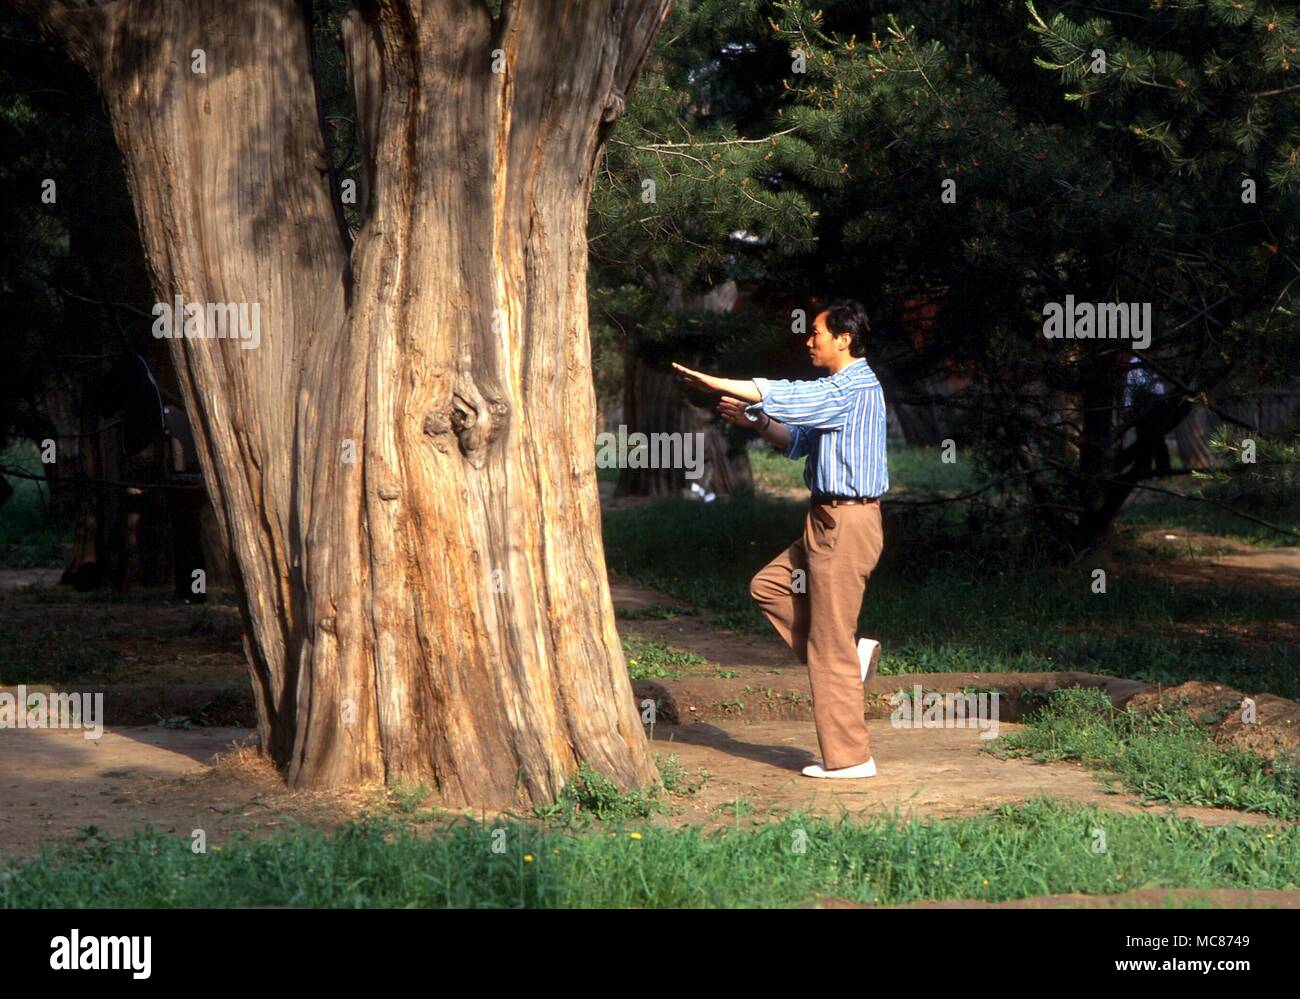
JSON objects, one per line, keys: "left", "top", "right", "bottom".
{"left": 182, "top": 604, "right": 244, "bottom": 642}
{"left": 0, "top": 628, "right": 123, "bottom": 684}
{"left": 882, "top": 444, "right": 982, "bottom": 494}
{"left": 1118, "top": 529, "right": 1241, "bottom": 559}
{"left": 748, "top": 441, "right": 982, "bottom": 496}
{"left": 621, "top": 635, "right": 708, "bottom": 680}
{"left": 614, "top": 603, "right": 695, "bottom": 620}
{"left": 3, "top": 797, "right": 1296, "bottom": 908}
{"left": 747, "top": 445, "right": 806, "bottom": 492}
{"left": 988, "top": 687, "right": 1300, "bottom": 819}
{"left": 528, "top": 753, "right": 709, "bottom": 827}
{"left": 654, "top": 752, "right": 711, "bottom": 797}
{"left": 0, "top": 445, "right": 73, "bottom": 569}
{"left": 532, "top": 759, "right": 675, "bottom": 823}
{"left": 595, "top": 458, "right": 619, "bottom": 483}
{"left": 1118, "top": 490, "right": 1300, "bottom": 548}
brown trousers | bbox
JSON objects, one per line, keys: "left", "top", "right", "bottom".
{"left": 749, "top": 500, "right": 884, "bottom": 770}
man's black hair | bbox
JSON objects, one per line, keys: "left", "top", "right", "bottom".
{"left": 818, "top": 299, "right": 871, "bottom": 358}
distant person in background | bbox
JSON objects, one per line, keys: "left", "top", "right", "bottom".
{"left": 1124, "top": 353, "right": 1171, "bottom": 476}
{"left": 673, "top": 300, "right": 889, "bottom": 779}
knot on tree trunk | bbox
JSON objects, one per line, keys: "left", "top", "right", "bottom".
{"left": 441, "top": 380, "right": 510, "bottom": 468}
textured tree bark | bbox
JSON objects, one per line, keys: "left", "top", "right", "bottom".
{"left": 17, "top": 0, "right": 671, "bottom": 807}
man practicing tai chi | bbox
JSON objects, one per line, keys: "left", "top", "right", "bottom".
{"left": 672, "top": 300, "right": 888, "bottom": 779}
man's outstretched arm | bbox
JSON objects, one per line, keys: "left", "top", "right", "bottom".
{"left": 676, "top": 364, "right": 818, "bottom": 460}
{"left": 671, "top": 363, "right": 762, "bottom": 402}
{"left": 672, "top": 361, "right": 851, "bottom": 429}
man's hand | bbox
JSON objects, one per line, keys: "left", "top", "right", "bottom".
{"left": 671, "top": 362, "right": 763, "bottom": 403}
{"left": 671, "top": 362, "right": 722, "bottom": 394}
{"left": 717, "top": 395, "right": 758, "bottom": 427}
{"left": 722, "top": 394, "right": 791, "bottom": 449}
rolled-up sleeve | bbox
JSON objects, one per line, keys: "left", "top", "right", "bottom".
{"left": 745, "top": 375, "right": 853, "bottom": 429}
{"left": 783, "top": 424, "right": 811, "bottom": 460}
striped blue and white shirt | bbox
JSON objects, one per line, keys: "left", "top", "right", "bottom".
{"left": 745, "top": 358, "right": 889, "bottom": 498}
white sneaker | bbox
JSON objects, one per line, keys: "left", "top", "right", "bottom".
{"left": 857, "top": 637, "right": 881, "bottom": 683}
{"left": 802, "top": 758, "right": 878, "bottom": 779}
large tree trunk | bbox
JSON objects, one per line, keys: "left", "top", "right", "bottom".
{"left": 20, "top": 0, "right": 670, "bottom": 807}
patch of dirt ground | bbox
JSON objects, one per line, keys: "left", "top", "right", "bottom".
{"left": 0, "top": 585, "right": 246, "bottom": 686}
{"left": 3, "top": 712, "right": 1292, "bottom": 861}
{"left": 0, "top": 726, "right": 392, "bottom": 857}
{"left": 1122, "top": 529, "right": 1300, "bottom": 593}
{"left": 640, "top": 718, "right": 1296, "bottom": 831}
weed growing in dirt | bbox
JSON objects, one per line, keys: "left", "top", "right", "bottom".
{"left": 621, "top": 635, "right": 708, "bottom": 679}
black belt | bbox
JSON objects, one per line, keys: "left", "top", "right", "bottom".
{"left": 810, "top": 495, "right": 877, "bottom": 506}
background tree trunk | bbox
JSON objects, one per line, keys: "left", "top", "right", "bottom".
{"left": 616, "top": 353, "right": 752, "bottom": 497}
{"left": 616, "top": 277, "right": 753, "bottom": 498}
{"left": 17, "top": 0, "right": 671, "bottom": 808}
